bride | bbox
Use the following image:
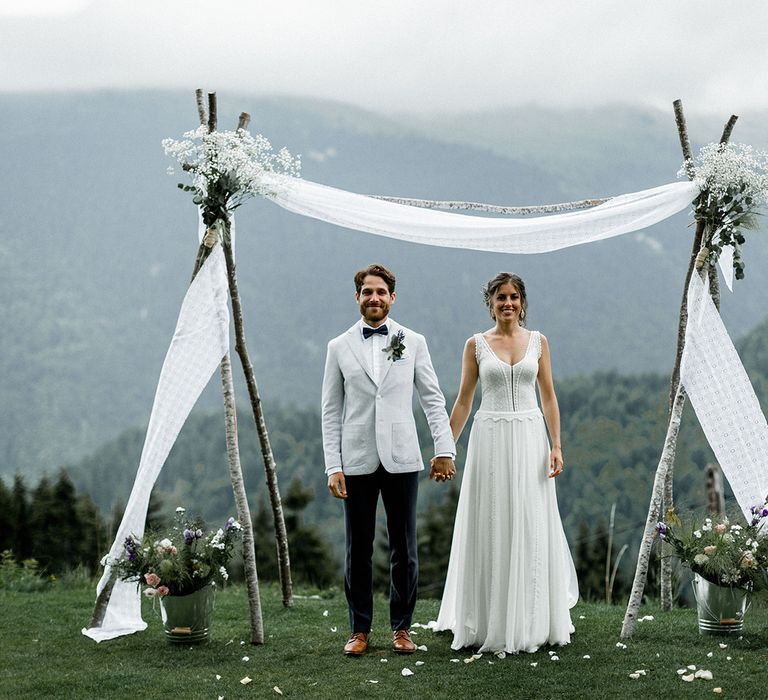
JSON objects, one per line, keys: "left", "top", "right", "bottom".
{"left": 434, "top": 272, "right": 578, "bottom": 653}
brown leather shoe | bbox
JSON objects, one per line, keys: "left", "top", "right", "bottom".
{"left": 392, "top": 629, "right": 416, "bottom": 654}
{"left": 344, "top": 632, "right": 369, "bottom": 656}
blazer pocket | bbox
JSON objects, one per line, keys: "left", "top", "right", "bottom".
{"left": 391, "top": 421, "right": 420, "bottom": 464}
{"left": 342, "top": 423, "right": 369, "bottom": 464}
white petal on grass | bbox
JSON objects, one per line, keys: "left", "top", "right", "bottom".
{"left": 330, "top": 627, "right": 338, "bottom": 633}
{"left": 695, "top": 670, "right": 714, "bottom": 680}
{"left": 583, "top": 655, "right": 591, "bottom": 659}
{"left": 548, "top": 651, "right": 555, "bottom": 656}
{"left": 240, "top": 677, "right": 252, "bottom": 685}
{"left": 719, "top": 643, "right": 728, "bottom": 649}
{"left": 471, "top": 653, "right": 482, "bottom": 660}
{"left": 726, "top": 656, "right": 732, "bottom": 661}
{"left": 530, "top": 662, "right": 538, "bottom": 667}
{"left": 417, "top": 645, "right": 428, "bottom": 651}
{"left": 323, "top": 610, "right": 329, "bottom": 617}
{"left": 401, "top": 668, "right": 414, "bottom": 677}
{"left": 495, "top": 651, "right": 506, "bottom": 659}
{"left": 707, "top": 652, "right": 713, "bottom": 658}
{"left": 450, "top": 659, "right": 460, "bottom": 663}
{"left": 368, "top": 680, "right": 379, "bottom": 684}
{"left": 551, "top": 656, "right": 560, "bottom": 662}
{"left": 380, "top": 659, "right": 388, "bottom": 663}
{"left": 629, "top": 673, "right": 640, "bottom": 680}
{"left": 616, "top": 642, "right": 627, "bottom": 649}
{"left": 579, "top": 615, "right": 586, "bottom": 620}
{"left": 215, "top": 675, "right": 221, "bottom": 680}
{"left": 677, "top": 670, "right": 687, "bottom": 675}
{"left": 273, "top": 687, "right": 283, "bottom": 695}
{"left": 687, "top": 665, "right": 697, "bottom": 670}
{"left": 242, "top": 656, "right": 250, "bottom": 662}
{"left": 682, "top": 674, "right": 695, "bottom": 682}
{"left": 713, "top": 688, "right": 723, "bottom": 694}
{"left": 415, "top": 661, "right": 425, "bottom": 666}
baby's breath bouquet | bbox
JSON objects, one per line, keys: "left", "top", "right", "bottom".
{"left": 657, "top": 502, "right": 768, "bottom": 590}
{"left": 162, "top": 126, "right": 300, "bottom": 236}
{"left": 112, "top": 507, "right": 242, "bottom": 598}
{"left": 681, "top": 142, "right": 768, "bottom": 280}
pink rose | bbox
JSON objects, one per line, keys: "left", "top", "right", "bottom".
{"left": 144, "top": 572, "right": 161, "bottom": 587}
{"left": 170, "top": 546, "right": 178, "bottom": 555}
{"left": 157, "top": 585, "right": 170, "bottom": 597}
{"left": 703, "top": 545, "right": 717, "bottom": 555}
{"left": 714, "top": 523, "right": 727, "bottom": 534}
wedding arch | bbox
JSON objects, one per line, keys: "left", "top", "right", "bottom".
{"left": 84, "top": 92, "right": 768, "bottom": 643}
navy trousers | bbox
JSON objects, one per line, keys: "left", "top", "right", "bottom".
{"left": 343, "top": 465, "right": 419, "bottom": 633}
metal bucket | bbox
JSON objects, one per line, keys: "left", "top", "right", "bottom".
{"left": 692, "top": 573, "right": 750, "bottom": 635}
{"left": 159, "top": 584, "right": 216, "bottom": 643}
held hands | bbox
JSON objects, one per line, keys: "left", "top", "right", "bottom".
{"left": 548, "top": 447, "right": 564, "bottom": 478}
{"left": 328, "top": 472, "right": 347, "bottom": 499}
{"left": 429, "top": 456, "right": 456, "bottom": 483}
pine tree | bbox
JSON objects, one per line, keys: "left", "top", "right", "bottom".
{"left": 0, "top": 478, "right": 13, "bottom": 552}
{"left": 12, "top": 474, "right": 32, "bottom": 560}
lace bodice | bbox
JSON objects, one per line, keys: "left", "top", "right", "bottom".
{"left": 475, "top": 331, "right": 542, "bottom": 412}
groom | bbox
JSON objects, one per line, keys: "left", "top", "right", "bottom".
{"left": 322, "top": 263, "right": 456, "bottom": 656}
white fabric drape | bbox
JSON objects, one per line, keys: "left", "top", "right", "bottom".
{"left": 264, "top": 176, "right": 700, "bottom": 253}
{"left": 82, "top": 243, "right": 230, "bottom": 642}
{"left": 680, "top": 273, "right": 768, "bottom": 519}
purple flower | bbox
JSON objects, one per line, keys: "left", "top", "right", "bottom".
{"left": 124, "top": 537, "right": 137, "bottom": 562}
{"left": 762, "top": 507, "right": 768, "bottom": 518}
{"left": 656, "top": 522, "right": 667, "bottom": 539}
{"left": 195, "top": 528, "right": 204, "bottom": 539}
{"left": 183, "top": 528, "right": 195, "bottom": 545}
{"left": 225, "top": 517, "right": 235, "bottom": 531}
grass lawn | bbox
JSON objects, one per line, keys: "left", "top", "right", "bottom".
{"left": 2, "top": 583, "right": 767, "bottom": 699}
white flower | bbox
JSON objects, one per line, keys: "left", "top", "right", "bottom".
{"left": 219, "top": 566, "right": 229, "bottom": 581}
{"left": 694, "top": 553, "right": 709, "bottom": 565}
{"left": 175, "top": 507, "right": 185, "bottom": 513}
{"left": 694, "top": 530, "right": 703, "bottom": 539}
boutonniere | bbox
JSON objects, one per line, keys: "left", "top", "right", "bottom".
{"left": 382, "top": 330, "right": 406, "bottom": 361}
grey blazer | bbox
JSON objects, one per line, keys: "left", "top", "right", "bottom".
{"left": 321, "top": 319, "right": 455, "bottom": 476}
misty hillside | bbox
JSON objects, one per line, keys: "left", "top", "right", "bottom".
{"left": 1, "top": 91, "right": 767, "bottom": 478}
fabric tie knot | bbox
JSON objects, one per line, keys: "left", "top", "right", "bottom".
{"left": 363, "top": 325, "right": 388, "bottom": 339}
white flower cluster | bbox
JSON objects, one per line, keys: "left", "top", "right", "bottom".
{"left": 162, "top": 126, "right": 301, "bottom": 209}
{"left": 208, "top": 528, "right": 226, "bottom": 550}
{"left": 681, "top": 142, "right": 768, "bottom": 204}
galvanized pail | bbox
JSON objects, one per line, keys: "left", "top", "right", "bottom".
{"left": 692, "top": 573, "right": 750, "bottom": 635}
{"left": 159, "top": 584, "right": 216, "bottom": 643}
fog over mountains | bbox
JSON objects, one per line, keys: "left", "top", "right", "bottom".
{"left": 2, "top": 91, "right": 767, "bottom": 478}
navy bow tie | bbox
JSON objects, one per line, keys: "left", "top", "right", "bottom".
{"left": 363, "top": 325, "right": 388, "bottom": 339}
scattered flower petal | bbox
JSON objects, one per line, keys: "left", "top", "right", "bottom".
{"left": 464, "top": 658, "right": 474, "bottom": 664}
{"left": 368, "top": 680, "right": 379, "bottom": 684}
{"left": 629, "top": 673, "right": 640, "bottom": 680}
{"left": 417, "top": 645, "right": 428, "bottom": 651}
{"left": 240, "top": 677, "right": 252, "bottom": 685}
{"left": 471, "top": 653, "right": 482, "bottom": 660}
{"left": 415, "top": 661, "right": 425, "bottom": 666}
{"left": 495, "top": 651, "right": 506, "bottom": 659}
{"left": 530, "top": 662, "right": 538, "bottom": 667}
{"left": 548, "top": 651, "right": 555, "bottom": 656}
{"left": 578, "top": 615, "right": 586, "bottom": 620}
{"left": 713, "top": 688, "right": 722, "bottom": 694}
{"left": 551, "top": 655, "right": 560, "bottom": 662}
{"left": 330, "top": 627, "right": 337, "bottom": 633}
{"left": 682, "top": 674, "right": 695, "bottom": 682}
{"left": 635, "top": 670, "right": 647, "bottom": 676}
{"left": 695, "top": 670, "right": 714, "bottom": 680}
{"left": 687, "top": 665, "right": 697, "bottom": 670}
{"left": 707, "top": 652, "right": 713, "bottom": 658}
{"left": 401, "top": 668, "right": 414, "bottom": 677}
{"left": 323, "top": 610, "right": 329, "bottom": 617}
{"left": 616, "top": 642, "right": 627, "bottom": 649}
{"left": 726, "top": 656, "right": 732, "bottom": 661}
{"left": 719, "top": 643, "right": 728, "bottom": 649}
{"left": 583, "top": 655, "right": 591, "bottom": 660}
{"left": 215, "top": 675, "right": 221, "bottom": 680}
{"left": 677, "top": 670, "right": 687, "bottom": 675}
{"left": 242, "top": 656, "right": 249, "bottom": 662}
{"left": 273, "top": 687, "right": 283, "bottom": 695}
{"left": 451, "top": 659, "right": 460, "bottom": 663}
{"left": 380, "top": 659, "right": 388, "bottom": 663}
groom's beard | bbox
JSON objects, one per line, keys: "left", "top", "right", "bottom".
{"left": 361, "top": 302, "right": 390, "bottom": 324}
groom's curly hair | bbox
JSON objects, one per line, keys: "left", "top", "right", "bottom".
{"left": 354, "top": 263, "right": 396, "bottom": 294}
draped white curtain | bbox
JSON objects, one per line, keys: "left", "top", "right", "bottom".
{"left": 265, "top": 176, "right": 700, "bottom": 253}
{"left": 82, "top": 241, "right": 230, "bottom": 642}
{"left": 680, "top": 273, "right": 768, "bottom": 519}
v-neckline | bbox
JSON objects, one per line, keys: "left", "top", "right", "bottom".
{"left": 480, "top": 331, "right": 533, "bottom": 368}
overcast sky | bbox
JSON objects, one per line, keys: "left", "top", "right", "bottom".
{"left": 1, "top": 0, "right": 767, "bottom": 116}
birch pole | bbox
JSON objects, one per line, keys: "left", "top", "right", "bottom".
{"left": 196, "top": 91, "right": 264, "bottom": 643}
{"left": 658, "top": 104, "right": 738, "bottom": 611}
{"left": 622, "top": 102, "right": 738, "bottom": 635}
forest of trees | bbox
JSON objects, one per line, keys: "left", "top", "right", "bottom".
{"left": 3, "top": 316, "right": 766, "bottom": 601}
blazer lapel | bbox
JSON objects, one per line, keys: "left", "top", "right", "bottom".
{"left": 377, "top": 320, "right": 399, "bottom": 387}
{"left": 345, "top": 324, "right": 377, "bottom": 385}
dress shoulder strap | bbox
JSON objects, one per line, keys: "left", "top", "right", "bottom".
{"left": 473, "top": 333, "right": 485, "bottom": 363}
{"left": 532, "top": 330, "right": 542, "bottom": 359}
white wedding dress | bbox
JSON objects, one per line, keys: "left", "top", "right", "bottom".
{"left": 436, "top": 331, "right": 578, "bottom": 653}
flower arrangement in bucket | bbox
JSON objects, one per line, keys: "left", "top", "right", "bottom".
{"left": 657, "top": 501, "right": 768, "bottom": 634}
{"left": 112, "top": 507, "right": 242, "bottom": 642}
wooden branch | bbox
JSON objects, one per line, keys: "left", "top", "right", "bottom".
{"left": 372, "top": 195, "right": 609, "bottom": 215}
{"left": 195, "top": 89, "right": 207, "bottom": 126}
{"left": 237, "top": 112, "right": 251, "bottom": 131}
{"left": 673, "top": 99, "right": 695, "bottom": 179}
{"left": 207, "top": 92, "right": 217, "bottom": 133}
{"left": 719, "top": 115, "right": 738, "bottom": 145}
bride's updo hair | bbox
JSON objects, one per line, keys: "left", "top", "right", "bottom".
{"left": 483, "top": 272, "right": 528, "bottom": 326}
